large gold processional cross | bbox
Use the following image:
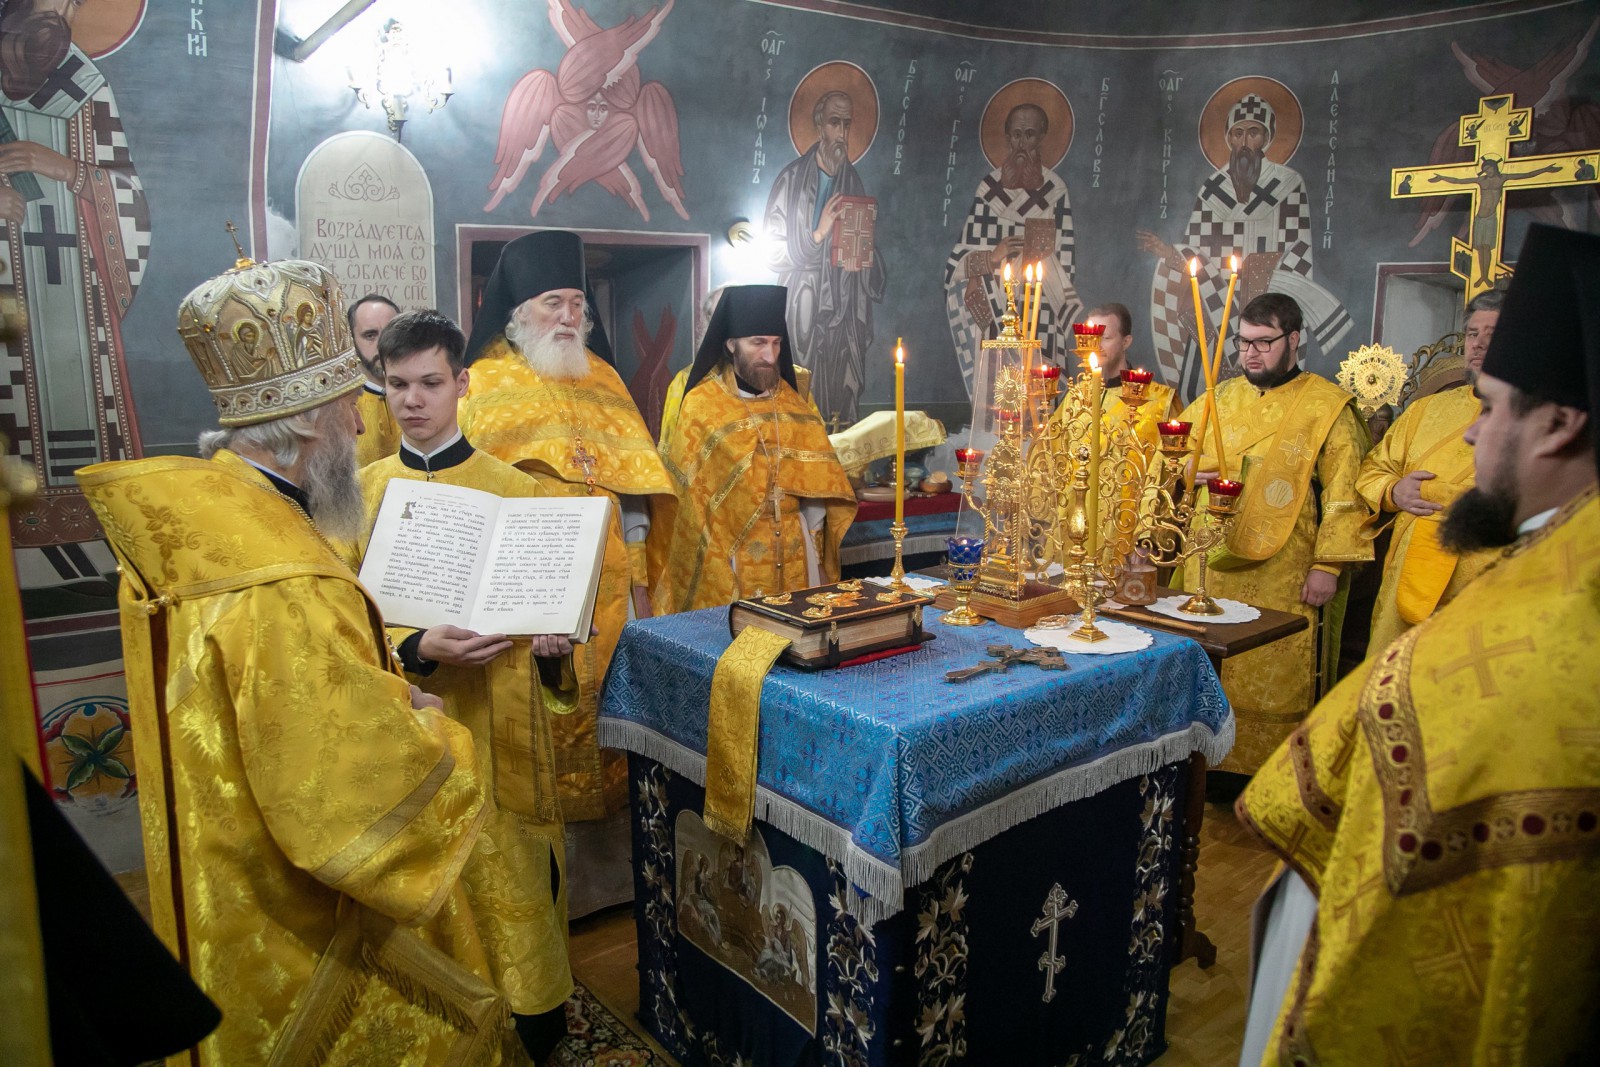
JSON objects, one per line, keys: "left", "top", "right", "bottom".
{"left": 1390, "top": 94, "right": 1599, "bottom": 304}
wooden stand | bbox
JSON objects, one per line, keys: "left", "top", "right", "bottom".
{"left": 933, "top": 578, "right": 1077, "bottom": 628}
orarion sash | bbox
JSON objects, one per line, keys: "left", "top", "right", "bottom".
{"left": 1394, "top": 420, "right": 1479, "bottom": 624}
{"left": 1215, "top": 378, "right": 1352, "bottom": 565}
{"left": 703, "top": 626, "right": 792, "bottom": 841}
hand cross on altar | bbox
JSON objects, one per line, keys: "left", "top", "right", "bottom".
{"left": 944, "top": 643, "right": 1068, "bottom": 683}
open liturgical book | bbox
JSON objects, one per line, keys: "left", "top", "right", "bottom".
{"left": 358, "top": 480, "right": 610, "bottom": 640}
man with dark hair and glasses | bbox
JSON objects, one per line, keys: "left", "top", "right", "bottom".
{"left": 1174, "top": 291, "right": 1371, "bottom": 782}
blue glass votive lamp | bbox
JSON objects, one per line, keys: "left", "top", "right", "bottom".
{"left": 943, "top": 536, "right": 985, "bottom": 626}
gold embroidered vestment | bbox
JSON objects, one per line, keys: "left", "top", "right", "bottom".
{"left": 462, "top": 339, "right": 676, "bottom": 819}
{"left": 1237, "top": 487, "right": 1600, "bottom": 1065}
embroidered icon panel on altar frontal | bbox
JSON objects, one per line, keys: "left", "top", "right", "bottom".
{"left": 674, "top": 810, "right": 820, "bottom": 1031}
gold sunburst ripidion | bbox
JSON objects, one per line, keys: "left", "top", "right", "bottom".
{"left": 1337, "top": 344, "right": 1407, "bottom": 415}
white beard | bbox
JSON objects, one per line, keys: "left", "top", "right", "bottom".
{"left": 520, "top": 332, "right": 591, "bottom": 380}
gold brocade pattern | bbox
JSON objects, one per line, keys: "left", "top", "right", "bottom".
{"left": 1237, "top": 488, "right": 1600, "bottom": 1066}
{"left": 462, "top": 340, "right": 675, "bottom": 820}
{"left": 1178, "top": 374, "right": 1371, "bottom": 774}
{"left": 650, "top": 369, "right": 856, "bottom": 613}
{"left": 1355, "top": 386, "right": 1495, "bottom": 651}
{"left": 355, "top": 387, "right": 402, "bottom": 469}
{"left": 358, "top": 451, "right": 575, "bottom": 1016}
{"left": 75, "top": 451, "right": 503, "bottom": 1066}
{"left": 704, "top": 626, "right": 793, "bottom": 841}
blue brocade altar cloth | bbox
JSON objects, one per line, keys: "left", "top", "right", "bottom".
{"left": 600, "top": 607, "right": 1231, "bottom": 926}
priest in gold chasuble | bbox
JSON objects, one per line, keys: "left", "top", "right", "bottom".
{"left": 1355, "top": 292, "right": 1501, "bottom": 653}
{"left": 78, "top": 259, "right": 512, "bottom": 1066}
{"left": 461, "top": 231, "right": 676, "bottom": 827}
{"left": 1177, "top": 294, "right": 1370, "bottom": 775}
{"left": 1236, "top": 224, "right": 1600, "bottom": 1067}
{"left": 356, "top": 311, "right": 576, "bottom": 1062}
{"left": 650, "top": 284, "right": 856, "bottom": 612}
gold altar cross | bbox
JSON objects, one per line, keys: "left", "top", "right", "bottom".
{"left": 826, "top": 410, "right": 847, "bottom": 434}
{"left": 1429, "top": 623, "right": 1533, "bottom": 699}
{"left": 1410, "top": 903, "right": 1487, "bottom": 999}
{"left": 1391, "top": 94, "right": 1600, "bottom": 304}
{"left": 1029, "top": 882, "right": 1079, "bottom": 1004}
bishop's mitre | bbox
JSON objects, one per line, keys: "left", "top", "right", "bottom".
{"left": 177, "top": 256, "right": 364, "bottom": 427}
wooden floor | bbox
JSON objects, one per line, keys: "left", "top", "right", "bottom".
{"left": 112, "top": 799, "right": 1275, "bottom": 1066}
{"left": 568, "top": 798, "right": 1279, "bottom": 1066}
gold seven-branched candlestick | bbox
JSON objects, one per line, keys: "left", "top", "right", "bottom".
{"left": 1136, "top": 421, "right": 1245, "bottom": 615}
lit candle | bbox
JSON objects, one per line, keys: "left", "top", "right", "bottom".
{"left": 1088, "top": 352, "right": 1104, "bottom": 561}
{"left": 1124, "top": 367, "right": 1154, "bottom": 385}
{"left": 1187, "top": 258, "right": 1214, "bottom": 388}
{"left": 1029, "top": 363, "right": 1061, "bottom": 380}
{"left": 895, "top": 339, "right": 906, "bottom": 526}
{"left": 1210, "top": 255, "right": 1239, "bottom": 478}
{"left": 954, "top": 447, "right": 985, "bottom": 464}
{"left": 1208, "top": 478, "right": 1243, "bottom": 498}
{"left": 1021, "top": 263, "right": 1035, "bottom": 342}
{"left": 1029, "top": 260, "right": 1045, "bottom": 341}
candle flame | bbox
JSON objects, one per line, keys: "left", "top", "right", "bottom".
{"left": 1003, "top": 261, "right": 1012, "bottom": 282}
{"left": 1089, "top": 353, "right": 1100, "bottom": 373}
{"left": 1229, "top": 254, "right": 1239, "bottom": 273}
{"left": 1024, "top": 263, "right": 1033, "bottom": 283}
{"left": 895, "top": 340, "right": 904, "bottom": 365}
{"left": 1189, "top": 257, "right": 1199, "bottom": 277}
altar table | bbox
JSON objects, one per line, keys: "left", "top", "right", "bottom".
{"left": 600, "top": 608, "right": 1232, "bottom": 1066}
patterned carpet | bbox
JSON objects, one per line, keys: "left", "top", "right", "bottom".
{"left": 551, "top": 982, "right": 673, "bottom": 1066}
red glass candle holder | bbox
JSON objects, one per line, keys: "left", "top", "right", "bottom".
{"left": 1124, "top": 367, "right": 1154, "bottom": 384}
{"left": 1208, "top": 478, "right": 1244, "bottom": 515}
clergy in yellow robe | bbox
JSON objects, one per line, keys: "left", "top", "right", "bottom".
{"left": 350, "top": 294, "right": 402, "bottom": 468}
{"left": 1354, "top": 384, "right": 1495, "bottom": 651}
{"left": 1178, "top": 295, "right": 1370, "bottom": 774}
{"left": 356, "top": 310, "right": 576, "bottom": 1060}
{"left": 1235, "top": 221, "right": 1600, "bottom": 1063}
{"left": 650, "top": 284, "right": 856, "bottom": 611}
{"left": 75, "top": 257, "right": 511, "bottom": 1067}
{"left": 461, "top": 231, "right": 676, "bottom": 822}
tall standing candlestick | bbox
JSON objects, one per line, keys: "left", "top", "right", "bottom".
{"left": 890, "top": 339, "right": 909, "bottom": 591}
{"left": 1088, "top": 352, "right": 1103, "bottom": 562}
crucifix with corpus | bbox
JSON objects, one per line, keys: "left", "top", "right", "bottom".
{"left": 1390, "top": 94, "right": 1599, "bottom": 304}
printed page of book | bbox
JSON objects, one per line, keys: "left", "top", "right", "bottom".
{"left": 358, "top": 480, "right": 501, "bottom": 631}
{"left": 468, "top": 496, "right": 612, "bottom": 638}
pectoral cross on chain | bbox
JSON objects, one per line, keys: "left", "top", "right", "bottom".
{"left": 945, "top": 644, "right": 1068, "bottom": 683}
{"left": 571, "top": 436, "right": 598, "bottom": 493}
{"left": 1030, "top": 882, "right": 1079, "bottom": 1003}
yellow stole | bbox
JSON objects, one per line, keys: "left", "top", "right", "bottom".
{"left": 651, "top": 367, "right": 856, "bottom": 613}
{"left": 1213, "top": 373, "right": 1356, "bottom": 562}
{"left": 1393, "top": 406, "right": 1480, "bottom": 623}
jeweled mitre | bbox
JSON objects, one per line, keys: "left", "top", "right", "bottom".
{"left": 177, "top": 257, "right": 364, "bottom": 426}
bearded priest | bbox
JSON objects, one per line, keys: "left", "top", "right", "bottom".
{"left": 1234, "top": 224, "right": 1600, "bottom": 1067}
{"left": 75, "top": 258, "right": 509, "bottom": 1065}
{"left": 461, "top": 231, "right": 675, "bottom": 910}
{"left": 1176, "top": 292, "right": 1372, "bottom": 777}
{"left": 650, "top": 284, "right": 856, "bottom": 612}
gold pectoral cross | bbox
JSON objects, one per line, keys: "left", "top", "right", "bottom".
{"left": 1391, "top": 94, "right": 1599, "bottom": 304}
{"left": 571, "top": 436, "right": 598, "bottom": 493}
